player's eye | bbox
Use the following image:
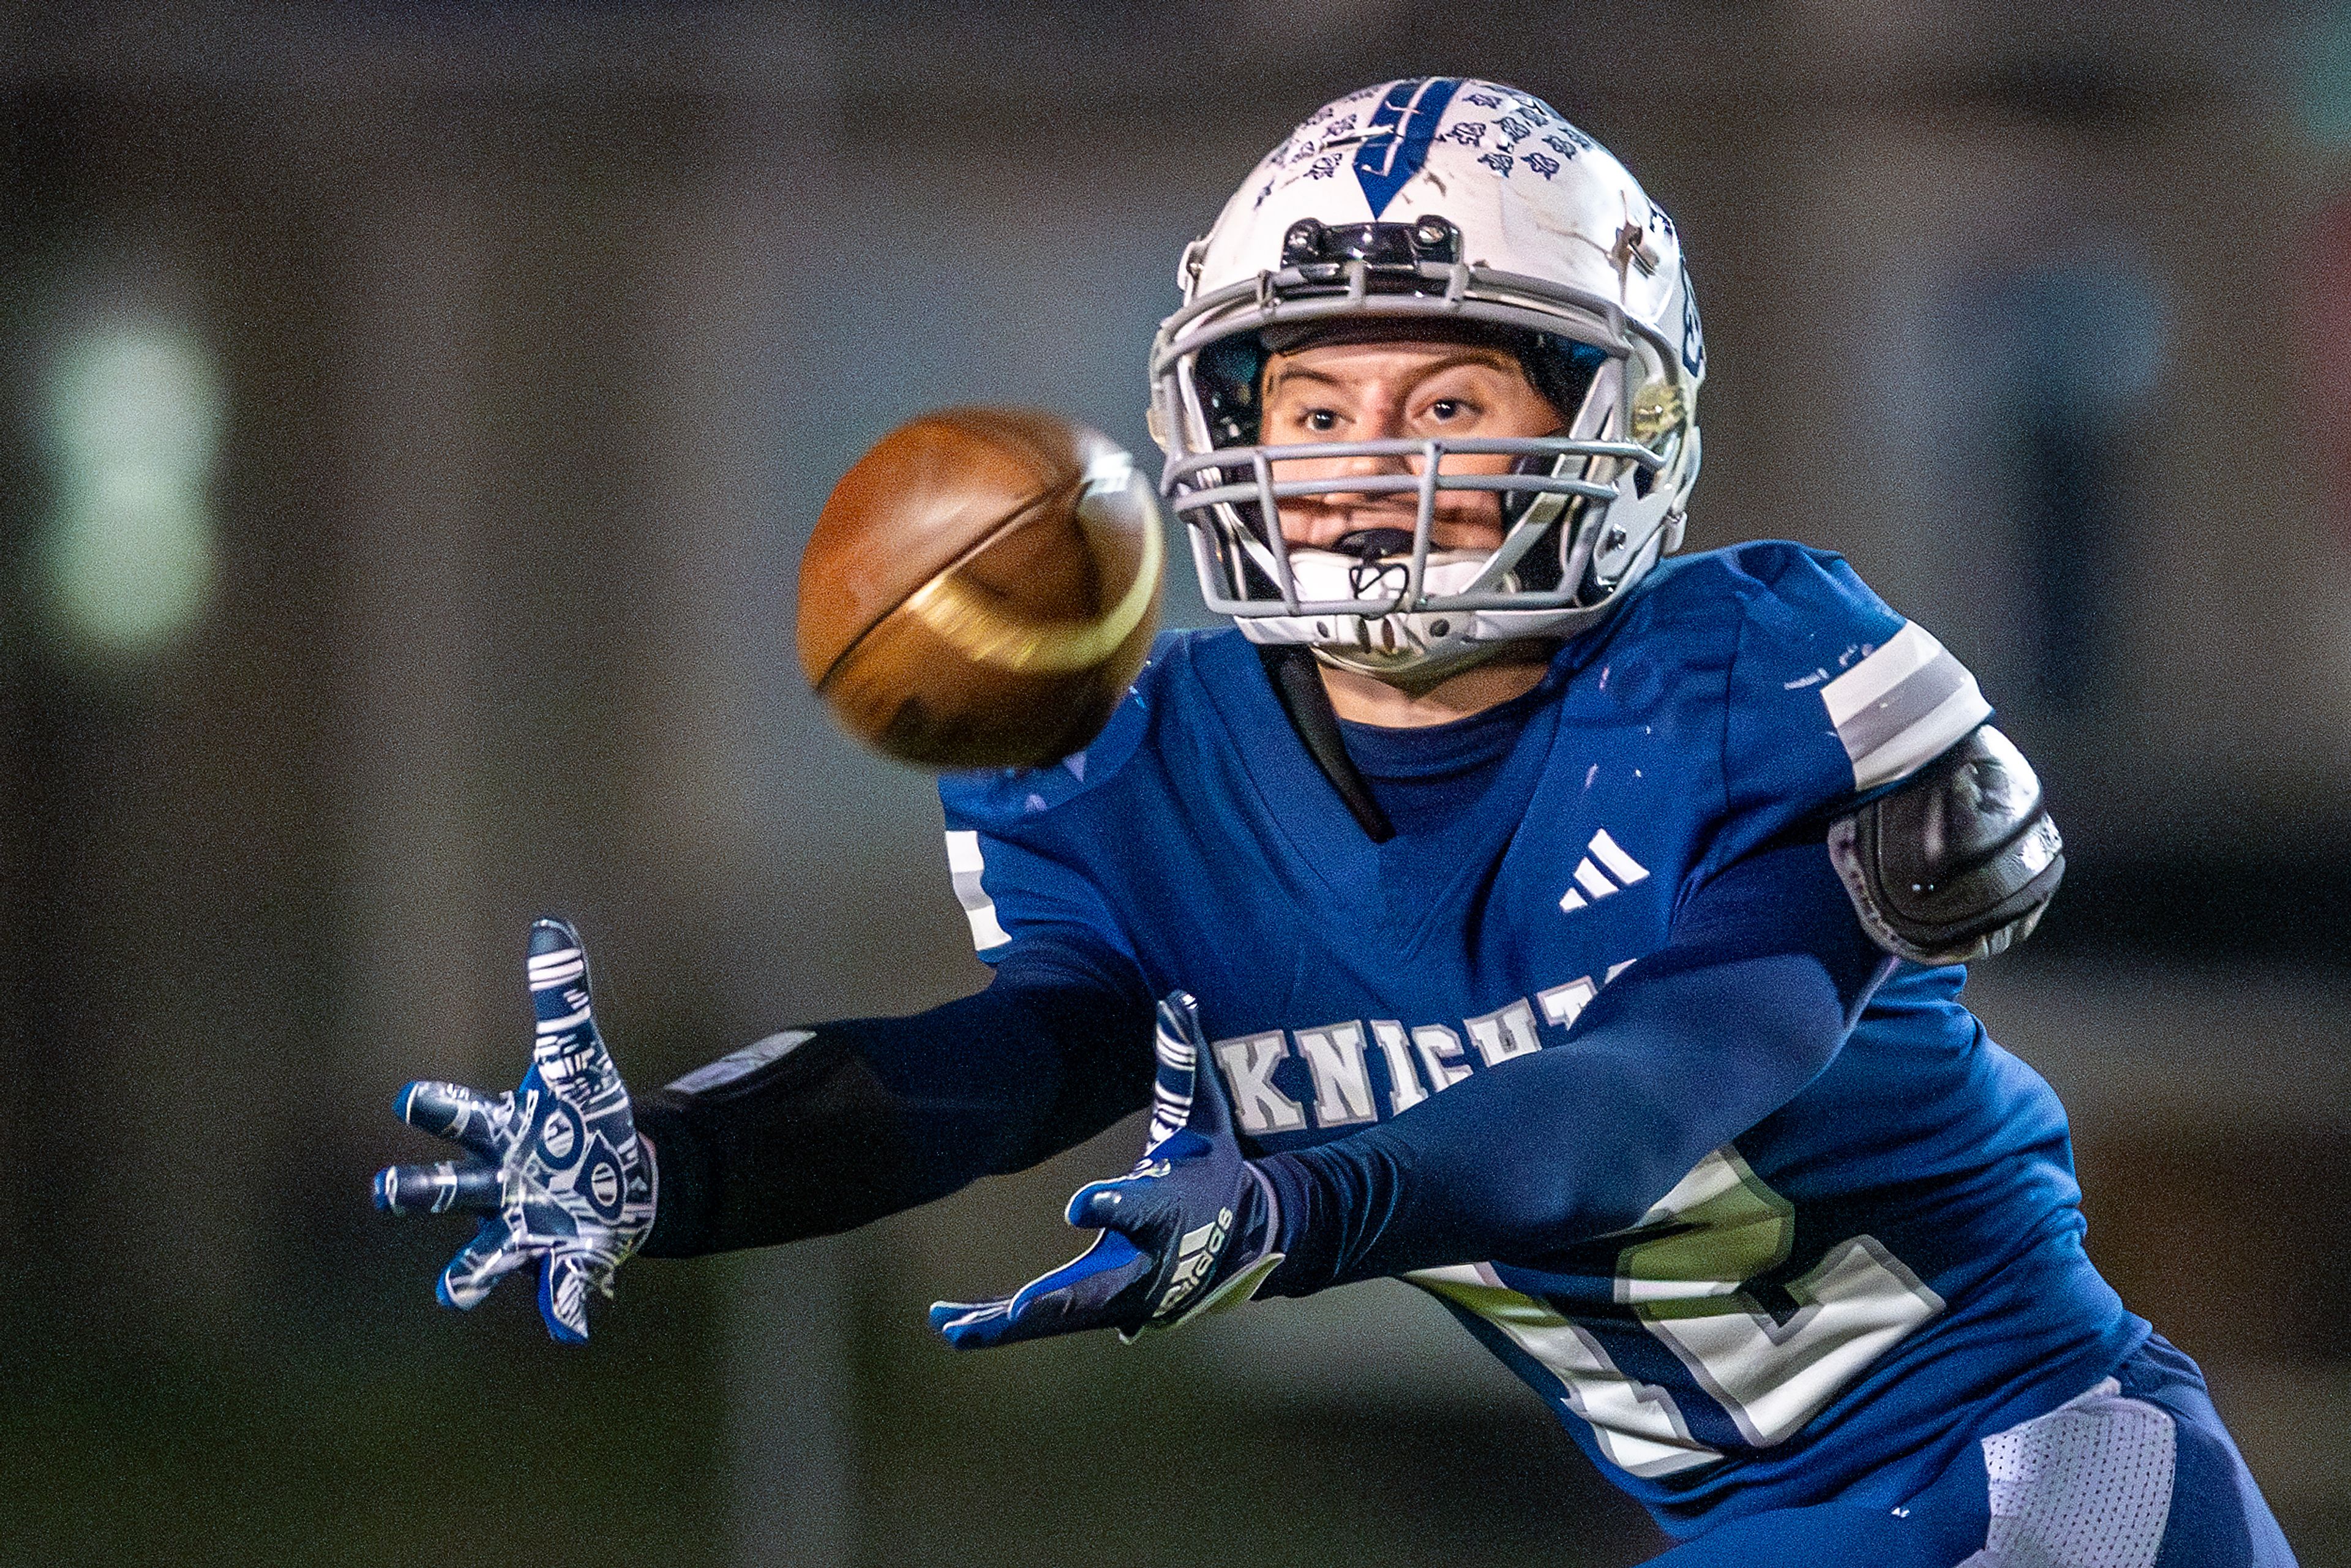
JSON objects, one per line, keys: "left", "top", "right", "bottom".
{"left": 1425, "top": 397, "right": 1472, "bottom": 422}
{"left": 1302, "top": 408, "right": 1340, "bottom": 433}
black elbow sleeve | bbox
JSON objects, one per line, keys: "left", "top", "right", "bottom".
{"left": 635, "top": 1031, "right": 935, "bottom": 1257}
{"left": 635, "top": 951, "right": 1157, "bottom": 1259}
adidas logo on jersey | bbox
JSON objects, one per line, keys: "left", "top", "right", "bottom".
{"left": 1560, "top": 829, "right": 1649, "bottom": 912}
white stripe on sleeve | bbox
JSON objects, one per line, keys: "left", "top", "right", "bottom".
{"left": 943, "top": 830, "right": 1012, "bottom": 953}
{"left": 1820, "top": 622, "right": 1991, "bottom": 792}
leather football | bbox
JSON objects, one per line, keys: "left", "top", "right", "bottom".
{"left": 798, "top": 407, "right": 1164, "bottom": 770}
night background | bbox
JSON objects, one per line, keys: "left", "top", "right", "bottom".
{"left": 0, "top": 3, "right": 2344, "bottom": 1563}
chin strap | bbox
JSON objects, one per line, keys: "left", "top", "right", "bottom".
{"left": 1256, "top": 645, "right": 1395, "bottom": 844}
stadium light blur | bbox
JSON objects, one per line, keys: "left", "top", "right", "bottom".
{"left": 36, "top": 322, "right": 224, "bottom": 654}
{"left": 2301, "top": 6, "right": 2351, "bottom": 149}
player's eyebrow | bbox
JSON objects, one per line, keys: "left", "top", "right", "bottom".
{"left": 1265, "top": 349, "right": 1520, "bottom": 400}
{"left": 1265, "top": 365, "right": 1348, "bottom": 394}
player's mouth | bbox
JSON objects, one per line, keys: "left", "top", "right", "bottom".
{"left": 1278, "top": 506, "right": 1506, "bottom": 554}
{"left": 1280, "top": 535, "right": 1505, "bottom": 609}
{"left": 1333, "top": 527, "right": 1415, "bottom": 560}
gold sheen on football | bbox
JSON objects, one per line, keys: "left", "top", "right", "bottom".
{"left": 798, "top": 407, "right": 1165, "bottom": 770}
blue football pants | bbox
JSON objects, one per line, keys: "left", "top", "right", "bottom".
{"left": 1646, "top": 1335, "right": 2298, "bottom": 1567}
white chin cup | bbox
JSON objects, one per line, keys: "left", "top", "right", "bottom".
{"left": 1281, "top": 549, "right": 1494, "bottom": 606}
{"left": 1280, "top": 549, "right": 1510, "bottom": 683}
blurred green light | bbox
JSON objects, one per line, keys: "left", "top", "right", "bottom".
{"left": 37, "top": 324, "right": 223, "bottom": 654}
{"left": 2303, "top": 7, "right": 2351, "bottom": 148}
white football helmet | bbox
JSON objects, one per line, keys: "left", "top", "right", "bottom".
{"left": 1149, "top": 78, "right": 1705, "bottom": 685}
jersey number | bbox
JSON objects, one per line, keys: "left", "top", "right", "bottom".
{"left": 1414, "top": 1148, "right": 1943, "bottom": 1476}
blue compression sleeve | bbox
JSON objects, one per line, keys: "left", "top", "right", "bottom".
{"left": 1254, "top": 840, "right": 1896, "bottom": 1294}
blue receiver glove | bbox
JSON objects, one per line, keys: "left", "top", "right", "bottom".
{"left": 929, "top": 992, "right": 1284, "bottom": 1349}
{"left": 372, "top": 917, "right": 656, "bottom": 1343}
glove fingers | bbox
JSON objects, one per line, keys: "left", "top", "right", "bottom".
{"left": 1143, "top": 992, "right": 1202, "bottom": 1150}
{"left": 373, "top": 1159, "right": 501, "bottom": 1216}
{"left": 931, "top": 1229, "right": 1153, "bottom": 1350}
{"left": 436, "top": 1220, "right": 533, "bottom": 1310}
{"left": 1008, "top": 1227, "right": 1151, "bottom": 1317}
{"left": 525, "top": 919, "right": 628, "bottom": 1118}
{"left": 933, "top": 1294, "right": 1065, "bottom": 1351}
{"left": 538, "top": 1248, "right": 604, "bottom": 1345}
{"left": 394, "top": 1081, "right": 509, "bottom": 1161}
{"left": 928, "top": 1297, "right": 1011, "bottom": 1335}
{"left": 1067, "top": 1171, "right": 1174, "bottom": 1229}
{"left": 1161, "top": 992, "right": 1235, "bottom": 1146}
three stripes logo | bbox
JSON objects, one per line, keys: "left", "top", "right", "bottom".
{"left": 1560, "top": 828, "right": 1649, "bottom": 913}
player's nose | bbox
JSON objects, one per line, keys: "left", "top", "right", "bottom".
{"left": 1320, "top": 411, "right": 1417, "bottom": 493}
{"left": 1338, "top": 403, "right": 1415, "bottom": 463}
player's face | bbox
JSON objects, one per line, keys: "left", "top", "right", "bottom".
{"left": 1259, "top": 339, "right": 1563, "bottom": 552}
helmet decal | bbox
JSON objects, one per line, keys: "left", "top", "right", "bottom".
{"left": 1352, "top": 78, "right": 1461, "bottom": 216}
{"left": 1681, "top": 266, "right": 1706, "bottom": 377}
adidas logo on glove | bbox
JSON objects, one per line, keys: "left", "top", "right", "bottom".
{"left": 1156, "top": 1207, "right": 1234, "bottom": 1316}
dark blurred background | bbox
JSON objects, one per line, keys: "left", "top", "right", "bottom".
{"left": 1, "top": 2, "right": 2345, "bottom": 1563}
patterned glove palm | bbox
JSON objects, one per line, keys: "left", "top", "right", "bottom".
{"left": 930, "top": 992, "right": 1284, "bottom": 1349}
{"left": 372, "top": 918, "right": 655, "bottom": 1344}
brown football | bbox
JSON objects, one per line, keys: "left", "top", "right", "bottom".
{"left": 798, "top": 407, "right": 1164, "bottom": 770}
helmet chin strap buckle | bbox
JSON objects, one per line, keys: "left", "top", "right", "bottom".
{"left": 1589, "top": 473, "right": 1678, "bottom": 586}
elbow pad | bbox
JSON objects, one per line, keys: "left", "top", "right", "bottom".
{"left": 1827, "top": 724, "right": 2064, "bottom": 965}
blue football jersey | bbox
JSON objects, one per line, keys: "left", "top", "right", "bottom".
{"left": 936, "top": 541, "right": 2147, "bottom": 1534}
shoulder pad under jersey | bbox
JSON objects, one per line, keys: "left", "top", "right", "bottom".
{"left": 1827, "top": 724, "right": 2064, "bottom": 965}
{"left": 936, "top": 630, "right": 1187, "bottom": 833}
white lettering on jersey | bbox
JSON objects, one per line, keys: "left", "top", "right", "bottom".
{"left": 1561, "top": 828, "right": 1651, "bottom": 913}
{"left": 1537, "top": 978, "right": 1598, "bottom": 1030}
{"left": 1412, "top": 1024, "right": 1474, "bottom": 1095}
{"left": 1210, "top": 1030, "right": 1307, "bottom": 1135}
{"left": 1294, "top": 1021, "right": 1379, "bottom": 1127}
{"left": 1368, "top": 1019, "right": 1428, "bottom": 1114}
{"left": 1211, "top": 962, "right": 1635, "bottom": 1132}
{"left": 1464, "top": 998, "right": 1543, "bottom": 1068}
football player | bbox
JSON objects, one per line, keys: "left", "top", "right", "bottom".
{"left": 375, "top": 78, "right": 2298, "bottom": 1567}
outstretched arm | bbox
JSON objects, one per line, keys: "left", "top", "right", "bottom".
{"left": 375, "top": 917, "right": 1153, "bottom": 1340}
{"left": 633, "top": 926, "right": 1156, "bottom": 1258}
{"left": 1254, "top": 838, "right": 1895, "bottom": 1295}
